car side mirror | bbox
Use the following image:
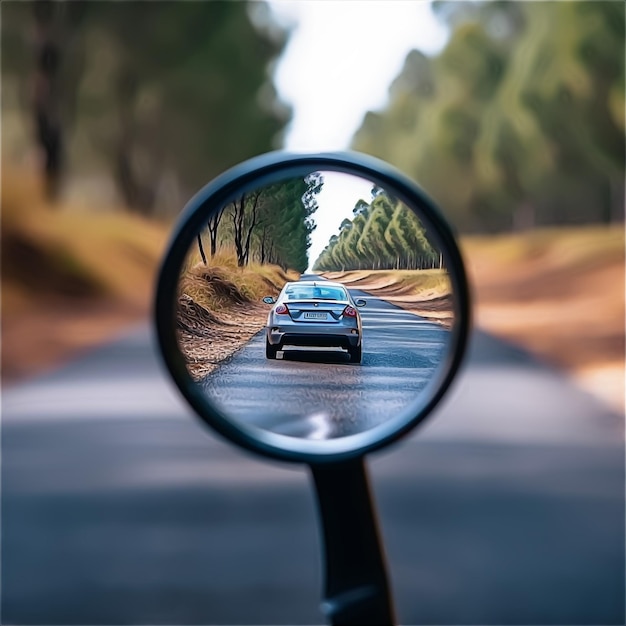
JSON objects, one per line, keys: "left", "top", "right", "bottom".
{"left": 155, "top": 150, "right": 471, "bottom": 626}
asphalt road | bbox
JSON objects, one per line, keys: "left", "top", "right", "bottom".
{"left": 202, "top": 278, "right": 450, "bottom": 438}
{"left": 2, "top": 321, "right": 624, "bottom": 624}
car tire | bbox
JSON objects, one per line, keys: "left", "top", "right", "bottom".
{"left": 349, "top": 343, "right": 362, "bottom": 364}
{"left": 266, "top": 338, "right": 278, "bottom": 359}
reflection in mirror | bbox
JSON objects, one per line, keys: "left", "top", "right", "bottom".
{"left": 176, "top": 171, "right": 454, "bottom": 440}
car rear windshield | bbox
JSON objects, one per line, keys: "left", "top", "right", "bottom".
{"left": 284, "top": 285, "right": 348, "bottom": 301}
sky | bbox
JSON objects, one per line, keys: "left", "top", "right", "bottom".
{"left": 266, "top": 1, "right": 448, "bottom": 269}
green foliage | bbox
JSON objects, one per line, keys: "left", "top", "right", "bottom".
{"left": 352, "top": 1, "right": 625, "bottom": 231}
{"left": 313, "top": 190, "right": 439, "bottom": 271}
{"left": 200, "top": 173, "right": 323, "bottom": 273}
{"left": 254, "top": 173, "right": 322, "bottom": 272}
{"left": 1, "top": 1, "right": 291, "bottom": 214}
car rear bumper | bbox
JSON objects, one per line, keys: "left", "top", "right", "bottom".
{"left": 267, "top": 325, "right": 360, "bottom": 349}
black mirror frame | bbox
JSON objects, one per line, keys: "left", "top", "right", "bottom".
{"left": 154, "top": 150, "right": 471, "bottom": 465}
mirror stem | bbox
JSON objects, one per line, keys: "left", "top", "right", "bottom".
{"left": 310, "top": 458, "right": 396, "bottom": 626}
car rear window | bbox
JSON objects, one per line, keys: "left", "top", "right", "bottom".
{"left": 284, "top": 286, "right": 347, "bottom": 301}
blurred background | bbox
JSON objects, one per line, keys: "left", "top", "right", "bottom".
{"left": 2, "top": 0, "right": 623, "bottom": 402}
{"left": 2, "top": 1, "right": 624, "bottom": 625}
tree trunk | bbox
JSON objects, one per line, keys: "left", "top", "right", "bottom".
{"left": 197, "top": 234, "right": 207, "bottom": 265}
{"left": 113, "top": 66, "right": 157, "bottom": 215}
{"left": 230, "top": 195, "right": 246, "bottom": 267}
{"left": 208, "top": 209, "right": 223, "bottom": 257}
{"left": 242, "top": 192, "right": 260, "bottom": 267}
{"left": 33, "top": 1, "right": 63, "bottom": 201}
{"left": 260, "top": 226, "right": 267, "bottom": 264}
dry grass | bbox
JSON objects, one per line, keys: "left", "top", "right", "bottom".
{"left": 4, "top": 165, "right": 622, "bottom": 413}
{"left": 322, "top": 268, "right": 454, "bottom": 327}
{"left": 1, "top": 167, "right": 297, "bottom": 383}
{"left": 176, "top": 252, "right": 297, "bottom": 379}
{"left": 3, "top": 168, "right": 169, "bottom": 309}
{"left": 461, "top": 225, "right": 625, "bottom": 412}
{"left": 461, "top": 226, "right": 624, "bottom": 270}
{"left": 323, "top": 268, "right": 450, "bottom": 298}
{"left": 2, "top": 167, "right": 170, "bottom": 382}
{"left": 180, "top": 247, "right": 296, "bottom": 314}
{"left": 323, "top": 225, "right": 625, "bottom": 412}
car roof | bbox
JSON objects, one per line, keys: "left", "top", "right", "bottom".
{"left": 285, "top": 280, "right": 346, "bottom": 289}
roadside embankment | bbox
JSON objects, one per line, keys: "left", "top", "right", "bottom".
{"left": 4, "top": 168, "right": 623, "bottom": 414}
{"left": 321, "top": 269, "right": 453, "bottom": 328}
{"left": 177, "top": 254, "right": 297, "bottom": 380}
{"left": 325, "top": 226, "right": 624, "bottom": 412}
{"left": 1, "top": 168, "right": 297, "bottom": 384}
{"left": 462, "top": 225, "right": 624, "bottom": 413}
{"left": 2, "top": 168, "right": 170, "bottom": 383}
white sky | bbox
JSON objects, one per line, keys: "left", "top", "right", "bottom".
{"left": 266, "top": 1, "right": 448, "bottom": 269}
{"left": 309, "top": 171, "right": 376, "bottom": 265}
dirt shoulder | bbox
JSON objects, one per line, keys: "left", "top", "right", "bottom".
{"left": 327, "top": 226, "right": 624, "bottom": 413}
{"left": 1, "top": 168, "right": 170, "bottom": 384}
{"left": 2, "top": 299, "right": 149, "bottom": 384}
{"left": 3, "top": 177, "right": 623, "bottom": 417}
{"left": 462, "top": 226, "right": 624, "bottom": 413}
{"left": 322, "top": 269, "right": 453, "bottom": 328}
{"left": 176, "top": 295, "right": 267, "bottom": 381}
{"left": 1, "top": 169, "right": 297, "bottom": 385}
{"left": 175, "top": 260, "right": 296, "bottom": 381}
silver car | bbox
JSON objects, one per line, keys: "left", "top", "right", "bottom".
{"left": 262, "top": 281, "right": 366, "bottom": 363}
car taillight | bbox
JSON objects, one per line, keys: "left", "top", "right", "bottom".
{"left": 343, "top": 306, "right": 357, "bottom": 318}
{"left": 275, "top": 304, "right": 289, "bottom": 315}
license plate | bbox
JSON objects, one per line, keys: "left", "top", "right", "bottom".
{"left": 304, "top": 312, "right": 327, "bottom": 320}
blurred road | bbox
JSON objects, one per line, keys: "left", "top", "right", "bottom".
{"left": 203, "top": 283, "right": 449, "bottom": 438}
{"left": 2, "top": 324, "right": 624, "bottom": 625}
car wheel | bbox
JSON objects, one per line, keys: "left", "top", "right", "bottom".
{"left": 266, "top": 338, "right": 278, "bottom": 359}
{"left": 349, "top": 343, "right": 362, "bottom": 364}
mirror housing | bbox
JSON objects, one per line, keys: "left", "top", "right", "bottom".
{"left": 262, "top": 296, "right": 276, "bottom": 305}
{"left": 355, "top": 299, "right": 366, "bottom": 307}
{"left": 155, "top": 150, "right": 471, "bottom": 464}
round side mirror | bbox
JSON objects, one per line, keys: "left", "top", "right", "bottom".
{"left": 155, "top": 151, "right": 471, "bottom": 464}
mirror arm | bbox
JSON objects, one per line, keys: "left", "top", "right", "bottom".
{"left": 310, "top": 458, "right": 396, "bottom": 626}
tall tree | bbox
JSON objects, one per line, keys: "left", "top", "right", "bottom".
{"left": 313, "top": 198, "right": 438, "bottom": 272}
{"left": 207, "top": 209, "right": 224, "bottom": 258}
{"left": 32, "top": 1, "right": 63, "bottom": 200}
{"left": 2, "top": 2, "right": 292, "bottom": 214}
{"left": 229, "top": 191, "right": 261, "bottom": 267}
{"left": 351, "top": 1, "right": 625, "bottom": 232}
{"left": 206, "top": 173, "right": 322, "bottom": 272}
